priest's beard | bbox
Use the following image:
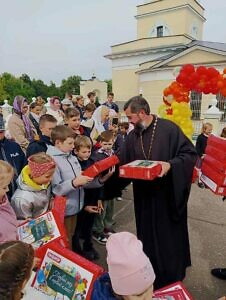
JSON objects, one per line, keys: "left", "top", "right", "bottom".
{"left": 135, "top": 120, "right": 146, "bottom": 132}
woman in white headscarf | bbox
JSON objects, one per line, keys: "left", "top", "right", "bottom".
{"left": 90, "top": 105, "right": 110, "bottom": 146}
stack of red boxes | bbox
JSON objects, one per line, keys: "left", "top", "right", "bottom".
{"left": 201, "top": 135, "right": 226, "bottom": 196}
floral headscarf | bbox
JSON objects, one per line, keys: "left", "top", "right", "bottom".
{"left": 13, "top": 95, "right": 34, "bottom": 141}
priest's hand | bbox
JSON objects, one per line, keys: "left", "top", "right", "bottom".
{"left": 158, "top": 161, "right": 171, "bottom": 177}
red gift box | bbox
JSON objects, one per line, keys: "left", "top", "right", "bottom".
{"left": 153, "top": 281, "right": 193, "bottom": 299}
{"left": 201, "top": 173, "right": 226, "bottom": 196}
{"left": 208, "top": 134, "right": 226, "bottom": 152}
{"left": 201, "top": 162, "right": 226, "bottom": 187}
{"left": 203, "top": 155, "right": 226, "bottom": 175}
{"left": 32, "top": 243, "right": 103, "bottom": 300}
{"left": 82, "top": 155, "right": 119, "bottom": 177}
{"left": 17, "top": 209, "right": 68, "bottom": 259}
{"left": 205, "top": 145, "right": 226, "bottom": 162}
{"left": 119, "top": 160, "right": 162, "bottom": 180}
{"left": 52, "top": 195, "right": 67, "bottom": 225}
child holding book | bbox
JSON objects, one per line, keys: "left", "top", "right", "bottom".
{"left": 73, "top": 135, "right": 114, "bottom": 260}
{"left": 11, "top": 152, "right": 56, "bottom": 220}
{"left": 92, "top": 130, "right": 121, "bottom": 244}
{"left": 47, "top": 125, "right": 103, "bottom": 249}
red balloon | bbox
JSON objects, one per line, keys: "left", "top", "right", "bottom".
{"left": 196, "top": 66, "right": 207, "bottom": 76}
{"left": 181, "top": 64, "right": 195, "bottom": 74}
{"left": 220, "top": 88, "right": 226, "bottom": 97}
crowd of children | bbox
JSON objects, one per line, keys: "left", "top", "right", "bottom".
{"left": 0, "top": 93, "right": 130, "bottom": 256}
{"left": 0, "top": 92, "right": 225, "bottom": 299}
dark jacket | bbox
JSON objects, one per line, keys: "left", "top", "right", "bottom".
{"left": 103, "top": 102, "right": 119, "bottom": 113}
{"left": 195, "top": 133, "right": 208, "bottom": 157}
{"left": 95, "top": 150, "right": 121, "bottom": 200}
{"left": 0, "top": 137, "right": 27, "bottom": 198}
{"left": 26, "top": 135, "right": 53, "bottom": 158}
{"left": 77, "top": 155, "right": 102, "bottom": 206}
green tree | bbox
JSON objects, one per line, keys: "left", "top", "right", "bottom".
{"left": 20, "top": 73, "right": 32, "bottom": 85}
{"left": 47, "top": 81, "right": 61, "bottom": 98}
{"left": 105, "top": 79, "right": 112, "bottom": 93}
{"left": 31, "top": 79, "right": 49, "bottom": 98}
{"left": 60, "top": 75, "right": 82, "bottom": 97}
{"left": 0, "top": 73, "right": 35, "bottom": 104}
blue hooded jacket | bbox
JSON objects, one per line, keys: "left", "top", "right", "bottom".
{"left": 0, "top": 137, "right": 27, "bottom": 198}
{"left": 91, "top": 273, "right": 120, "bottom": 300}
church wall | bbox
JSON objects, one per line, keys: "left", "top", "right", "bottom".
{"left": 80, "top": 80, "right": 107, "bottom": 103}
{"left": 112, "top": 68, "right": 139, "bottom": 102}
{"left": 167, "top": 50, "right": 226, "bottom": 66}
{"left": 137, "top": 8, "right": 187, "bottom": 39}
{"left": 111, "top": 35, "right": 191, "bottom": 54}
{"left": 185, "top": 9, "right": 204, "bottom": 40}
{"left": 141, "top": 79, "right": 172, "bottom": 114}
{"left": 137, "top": 0, "right": 204, "bottom": 17}
{"left": 112, "top": 52, "right": 166, "bottom": 68}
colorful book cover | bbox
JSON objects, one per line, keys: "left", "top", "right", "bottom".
{"left": 18, "top": 211, "right": 61, "bottom": 250}
{"left": 32, "top": 246, "right": 103, "bottom": 300}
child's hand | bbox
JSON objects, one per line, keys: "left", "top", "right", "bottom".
{"left": 99, "top": 166, "right": 115, "bottom": 183}
{"left": 84, "top": 206, "right": 99, "bottom": 214}
{"left": 73, "top": 175, "right": 93, "bottom": 187}
{"left": 97, "top": 200, "right": 104, "bottom": 214}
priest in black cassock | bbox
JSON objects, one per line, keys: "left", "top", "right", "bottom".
{"left": 120, "top": 96, "right": 197, "bottom": 289}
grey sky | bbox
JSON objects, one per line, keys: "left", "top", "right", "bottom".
{"left": 0, "top": 0, "right": 225, "bottom": 85}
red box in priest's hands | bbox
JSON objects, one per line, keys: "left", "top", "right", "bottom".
{"left": 82, "top": 155, "right": 119, "bottom": 177}
{"left": 119, "top": 160, "right": 162, "bottom": 180}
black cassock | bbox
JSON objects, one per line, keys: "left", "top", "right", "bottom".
{"left": 120, "top": 116, "right": 197, "bottom": 289}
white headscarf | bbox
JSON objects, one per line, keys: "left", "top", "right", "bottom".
{"left": 91, "top": 105, "right": 109, "bottom": 135}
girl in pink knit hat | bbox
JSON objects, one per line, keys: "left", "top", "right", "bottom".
{"left": 91, "top": 231, "right": 155, "bottom": 300}
{"left": 0, "top": 160, "right": 18, "bottom": 243}
{"left": 11, "top": 152, "right": 56, "bottom": 220}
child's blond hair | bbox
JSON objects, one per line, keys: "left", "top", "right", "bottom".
{"left": 99, "top": 130, "right": 114, "bottom": 143}
{"left": 74, "top": 135, "right": 92, "bottom": 151}
{"left": 201, "top": 122, "right": 213, "bottom": 134}
{"left": 0, "top": 160, "right": 14, "bottom": 185}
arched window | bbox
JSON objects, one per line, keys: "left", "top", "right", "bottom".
{"left": 157, "top": 26, "right": 163, "bottom": 37}
{"left": 149, "top": 23, "right": 171, "bottom": 38}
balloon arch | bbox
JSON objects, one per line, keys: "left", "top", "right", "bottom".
{"left": 158, "top": 64, "right": 226, "bottom": 139}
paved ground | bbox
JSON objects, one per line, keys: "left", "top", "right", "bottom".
{"left": 93, "top": 183, "right": 226, "bottom": 300}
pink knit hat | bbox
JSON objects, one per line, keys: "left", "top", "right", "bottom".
{"left": 106, "top": 232, "right": 155, "bottom": 296}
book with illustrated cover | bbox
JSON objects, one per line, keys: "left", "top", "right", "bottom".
{"left": 17, "top": 210, "right": 68, "bottom": 258}
{"left": 32, "top": 244, "right": 103, "bottom": 300}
